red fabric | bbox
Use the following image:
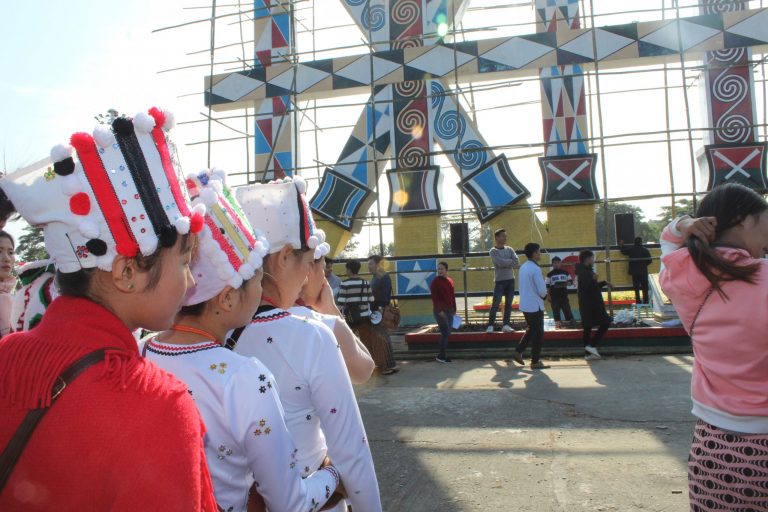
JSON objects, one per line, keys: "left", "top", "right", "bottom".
{"left": 430, "top": 276, "right": 456, "bottom": 312}
{"left": 0, "top": 296, "right": 217, "bottom": 512}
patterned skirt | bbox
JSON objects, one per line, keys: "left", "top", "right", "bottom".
{"left": 688, "top": 419, "right": 768, "bottom": 511}
{"left": 353, "top": 322, "right": 396, "bottom": 371}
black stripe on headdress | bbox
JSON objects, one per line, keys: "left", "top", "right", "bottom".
{"left": 295, "top": 187, "right": 308, "bottom": 249}
{"left": 113, "top": 117, "right": 175, "bottom": 247}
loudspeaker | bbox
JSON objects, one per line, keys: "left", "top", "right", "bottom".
{"left": 614, "top": 213, "right": 635, "bottom": 245}
{"left": 449, "top": 223, "right": 469, "bottom": 254}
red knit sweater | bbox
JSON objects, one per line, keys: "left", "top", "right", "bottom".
{"left": 430, "top": 276, "right": 456, "bottom": 312}
{"left": 0, "top": 296, "right": 217, "bottom": 511}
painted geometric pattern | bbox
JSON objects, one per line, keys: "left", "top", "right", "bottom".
{"left": 704, "top": 143, "right": 768, "bottom": 192}
{"left": 252, "top": 0, "right": 293, "bottom": 180}
{"left": 387, "top": 165, "right": 441, "bottom": 215}
{"left": 539, "top": 154, "right": 599, "bottom": 204}
{"left": 205, "top": 8, "right": 768, "bottom": 108}
{"left": 395, "top": 258, "right": 437, "bottom": 296}
{"left": 459, "top": 155, "right": 530, "bottom": 223}
{"left": 701, "top": 1, "right": 756, "bottom": 145}
{"left": 537, "top": 0, "right": 587, "bottom": 157}
{"left": 393, "top": 81, "right": 432, "bottom": 170}
{"left": 310, "top": 169, "right": 376, "bottom": 229}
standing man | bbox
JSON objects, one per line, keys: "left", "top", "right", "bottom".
{"left": 430, "top": 261, "right": 456, "bottom": 364}
{"left": 546, "top": 256, "right": 574, "bottom": 328}
{"left": 486, "top": 228, "right": 520, "bottom": 333}
{"left": 324, "top": 258, "right": 342, "bottom": 299}
{"left": 512, "top": 243, "right": 549, "bottom": 369}
{"left": 620, "top": 237, "right": 653, "bottom": 304}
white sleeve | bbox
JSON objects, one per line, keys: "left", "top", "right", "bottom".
{"left": 306, "top": 324, "right": 382, "bottom": 512}
{"left": 535, "top": 270, "right": 548, "bottom": 298}
{"left": 226, "top": 359, "right": 337, "bottom": 512}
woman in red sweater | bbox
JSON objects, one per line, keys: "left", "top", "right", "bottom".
{"left": 0, "top": 109, "right": 217, "bottom": 511}
{"left": 430, "top": 261, "right": 457, "bottom": 363}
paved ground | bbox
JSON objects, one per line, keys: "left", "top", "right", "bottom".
{"left": 355, "top": 355, "right": 695, "bottom": 512}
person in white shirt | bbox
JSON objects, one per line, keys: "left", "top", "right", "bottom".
{"left": 144, "top": 170, "right": 341, "bottom": 512}
{"left": 233, "top": 177, "right": 382, "bottom": 512}
{"left": 512, "top": 243, "right": 550, "bottom": 369}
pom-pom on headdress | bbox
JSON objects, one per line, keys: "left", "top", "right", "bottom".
{"left": 183, "top": 169, "right": 269, "bottom": 306}
{"left": 0, "top": 107, "right": 204, "bottom": 273}
{"left": 236, "top": 176, "right": 327, "bottom": 256}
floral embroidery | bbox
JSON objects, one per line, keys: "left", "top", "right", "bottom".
{"left": 295, "top": 386, "right": 302, "bottom": 391}
{"left": 254, "top": 428, "right": 262, "bottom": 436}
{"left": 217, "top": 445, "right": 233, "bottom": 460}
{"left": 306, "top": 414, "right": 312, "bottom": 421}
{"left": 259, "top": 419, "right": 266, "bottom": 427}
{"left": 330, "top": 408, "right": 337, "bottom": 414}
{"left": 265, "top": 427, "right": 271, "bottom": 434}
{"left": 325, "top": 485, "right": 331, "bottom": 499}
{"left": 259, "top": 374, "right": 266, "bottom": 382}
{"left": 75, "top": 245, "right": 89, "bottom": 259}
{"left": 267, "top": 337, "right": 274, "bottom": 344}
{"left": 44, "top": 166, "right": 56, "bottom": 181}
{"left": 254, "top": 419, "right": 271, "bottom": 436}
{"left": 259, "top": 386, "right": 266, "bottom": 394}
{"left": 209, "top": 362, "right": 227, "bottom": 374}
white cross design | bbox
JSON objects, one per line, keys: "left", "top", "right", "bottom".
{"left": 713, "top": 148, "right": 761, "bottom": 180}
{"left": 547, "top": 160, "right": 590, "bottom": 191}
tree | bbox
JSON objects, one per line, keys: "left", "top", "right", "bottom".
{"left": 16, "top": 224, "right": 48, "bottom": 264}
{"left": 654, "top": 199, "right": 696, "bottom": 229}
{"left": 595, "top": 202, "right": 658, "bottom": 246}
{"left": 337, "top": 236, "right": 360, "bottom": 260}
{"left": 369, "top": 242, "right": 394, "bottom": 257}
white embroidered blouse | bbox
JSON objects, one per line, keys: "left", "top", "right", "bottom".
{"left": 233, "top": 306, "right": 382, "bottom": 512}
{"left": 143, "top": 339, "right": 337, "bottom": 512}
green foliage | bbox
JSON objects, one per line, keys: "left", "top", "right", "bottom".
{"left": 654, "top": 199, "right": 696, "bottom": 228}
{"left": 16, "top": 224, "right": 48, "bottom": 264}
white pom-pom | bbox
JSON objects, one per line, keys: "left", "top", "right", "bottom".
{"left": 238, "top": 263, "right": 255, "bottom": 280}
{"left": 174, "top": 216, "right": 191, "bottom": 235}
{"left": 314, "top": 242, "right": 331, "bottom": 260}
{"left": 96, "top": 254, "right": 114, "bottom": 272}
{"left": 192, "top": 203, "right": 207, "bottom": 217}
{"left": 61, "top": 175, "right": 82, "bottom": 196}
{"left": 210, "top": 179, "right": 224, "bottom": 194}
{"left": 162, "top": 109, "right": 176, "bottom": 130}
{"left": 306, "top": 235, "right": 319, "bottom": 249}
{"left": 293, "top": 176, "right": 307, "bottom": 194}
{"left": 227, "top": 275, "right": 243, "bottom": 290}
{"left": 199, "top": 187, "right": 218, "bottom": 207}
{"left": 139, "top": 235, "right": 158, "bottom": 256}
{"left": 92, "top": 125, "right": 116, "bottom": 148}
{"left": 133, "top": 111, "right": 156, "bottom": 134}
{"left": 79, "top": 219, "right": 100, "bottom": 239}
{"left": 315, "top": 229, "right": 326, "bottom": 244}
{"left": 210, "top": 168, "right": 227, "bottom": 183}
{"left": 51, "top": 144, "right": 73, "bottom": 163}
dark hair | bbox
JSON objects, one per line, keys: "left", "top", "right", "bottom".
{"left": 524, "top": 243, "right": 540, "bottom": 259}
{"left": 634, "top": 237, "right": 643, "bottom": 245}
{"left": 687, "top": 183, "right": 767, "bottom": 298}
{"left": 325, "top": 258, "right": 334, "bottom": 266}
{"left": 368, "top": 254, "right": 383, "bottom": 264}
{"left": 494, "top": 228, "right": 506, "bottom": 238}
{"left": 58, "top": 233, "right": 193, "bottom": 298}
{"left": 0, "top": 188, "right": 16, "bottom": 225}
{"left": 0, "top": 230, "right": 14, "bottom": 249}
{"left": 179, "top": 301, "right": 207, "bottom": 318}
{"left": 438, "top": 261, "right": 448, "bottom": 270}
{"left": 579, "top": 250, "right": 594, "bottom": 264}
{"left": 346, "top": 259, "right": 361, "bottom": 274}
{"left": 551, "top": 256, "right": 562, "bottom": 263}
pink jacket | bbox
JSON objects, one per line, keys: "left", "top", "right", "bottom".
{"left": 660, "top": 220, "right": 768, "bottom": 433}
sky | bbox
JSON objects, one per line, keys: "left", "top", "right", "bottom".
{"left": 1, "top": 0, "right": 763, "bottom": 249}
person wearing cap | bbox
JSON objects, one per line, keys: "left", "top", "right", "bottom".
{"left": 232, "top": 177, "right": 382, "bottom": 512}
{"left": 144, "top": 170, "right": 341, "bottom": 512}
{"left": 0, "top": 108, "right": 217, "bottom": 511}
{"left": 487, "top": 228, "right": 520, "bottom": 333}
{"left": 290, "top": 254, "right": 375, "bottom": 385}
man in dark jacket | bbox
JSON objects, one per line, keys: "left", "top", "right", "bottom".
{"left": 576, "top": 250, "right": 612, "bottom": 360}
{"left": 619, "top": 237, "right": 653, "bottom": 304}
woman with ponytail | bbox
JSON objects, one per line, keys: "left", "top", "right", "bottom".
{"left": 660, "top": 183, "right": 768, "bottom": 510}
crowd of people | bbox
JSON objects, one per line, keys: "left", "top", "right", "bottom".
{"left": 0, "top": 106, "right": 765, "bottom": 510}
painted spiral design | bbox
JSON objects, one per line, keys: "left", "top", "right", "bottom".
{"left": 717, "top": 114, "right": 751, "bottom": 143}
{"left": 362, "top": 4, "right": 386, "bottom": 31}
{"left": 397, "top": 106, "right": 427, "bottom": 134}
{"left": 701, "top": 0, "right": 746, "bottom": 14}
{"left": 711, "top": 48, "right": 745, "bottom": 63}
{"left": 392, "top": 0, "right": 420, "bottom": 25}
{"left": 430, "top": 81, "right": 445, "bottom": 110}
{"left": 712, "top": 71, "right": 748, "bottom": 104}
{"left": 436, "top": 110, "right": 466, "bottom": 141}
{"left": 458, "top": 140, "right": 488, "bottom": 172}
{"left": 345, "top": 0, "right": 366, "bottom": 6}
{"left": 400, "top": 144, "right": 430, "bottom": 169}
{"left": 395, "top": 80, "right": 423, "bottom": 98}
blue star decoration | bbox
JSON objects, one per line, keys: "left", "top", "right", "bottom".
{"left": 395, "top": 258, "right": 437, "bottom": 296}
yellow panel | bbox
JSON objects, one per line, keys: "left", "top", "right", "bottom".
{"left": 392, "top": 215, "right": 442, "bottom": 257}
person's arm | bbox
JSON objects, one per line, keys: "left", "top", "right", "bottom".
{"left": 0, "top": 292, "right": 13, "bottom": 338}
{"left": 379, "top": 274, "right": 392, "bottom": 306}
{"left": 509, "top": 249, "right": 520, "bottom": 269}
{"left": 490, "top": 248, "right": 517, "bottom": 268}
{"left": 535, "top": 270, "right": 548, "bottom": 299}
{"left": 228, "top": 361, "right": 338, "bottom": 512}
{"left": 307, "top": 326, "right": 382, "bottom": 512}
{"left": 450, "top": 279, "right": 457, "bottom": 313}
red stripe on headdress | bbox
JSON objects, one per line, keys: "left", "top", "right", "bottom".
{"left": 205, "top": 215, "right": 242, "bottom": 271}
{"left": 147, "top": 108, "right": 191, "bottom": 217}
{"left": 218, "top": 196, "right": 256, "bottom": 247}
{"left": 70, "top": 132, "right": 138, "bottom": 257}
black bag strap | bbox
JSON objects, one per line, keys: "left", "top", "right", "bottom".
{"left": 225, "top": 325, "right": 247, "bottom": 351}
{"left": 0, "top": 348, "right": 109, "bottom": 492}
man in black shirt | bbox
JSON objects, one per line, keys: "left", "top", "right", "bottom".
{"left": 620, "top": 237, "right": 653, "bottom": 304}
{"left": 546, "top": 256, "right": 574, "bottom": 327}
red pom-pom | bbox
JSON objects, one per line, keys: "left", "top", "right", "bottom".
{"left": 147, "top": 107, "right": 166, "bottom": 131}
{"left": 69, "top": 192, "right": 91, "bottom": 216}
{"left": 189, "top": 212, "right": 205, "bottom": 234}
{"left": 70, "top": 132, "right": 95, "bottom": 155}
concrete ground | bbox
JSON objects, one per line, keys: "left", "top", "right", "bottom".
{"left": 355, "top": 355, "right": 695, "bottom": 512}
